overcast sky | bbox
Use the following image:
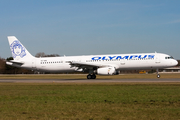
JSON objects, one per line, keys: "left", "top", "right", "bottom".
{"left": 1, "top": 0, "right": 180, "bottom": 59}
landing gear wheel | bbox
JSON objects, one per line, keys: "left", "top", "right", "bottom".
{"left": 87, "top": 74, "right": 96, "bottom": 79}
{"left": 156, "top": 69, "right": 160, "bottom": 78}
{"left": 87, "top": 74, "right": 92, "bottom": 79}
{"left": 92, "top": 74, "right": 96, "bottom": 79}
{"left": 157, "top": 74, "right": 160, "bottom": 78}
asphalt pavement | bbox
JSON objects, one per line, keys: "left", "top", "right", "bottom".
{"left": 0, "top": 78, "right": 180, "bottom": 83}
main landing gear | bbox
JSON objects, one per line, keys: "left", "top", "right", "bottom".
{"left": 87, "top": 74, "right": 96, "bottom": 79}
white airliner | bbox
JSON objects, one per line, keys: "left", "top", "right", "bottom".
{"left": 6, "top": 36, "right": 178, "bottom": 79}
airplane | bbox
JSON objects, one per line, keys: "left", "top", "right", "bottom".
{"left": 6, "top": 36, "right": 178, "bottom": 79}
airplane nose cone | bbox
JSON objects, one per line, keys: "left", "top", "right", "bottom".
{"left": 173, "top": 60, "right": 178, "bottom": 66}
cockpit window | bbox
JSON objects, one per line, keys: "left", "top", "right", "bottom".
{"left": 165, "top": 56, "right": 174, "bottom": 59}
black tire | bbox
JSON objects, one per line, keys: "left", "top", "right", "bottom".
{"left": 87, "top": 74, "right": 91, "bottom": 79}
{"left": 92, "top": 74, "right": 96, "bottom": 79}
{"left": 157, "top": 74, "right": 160, "bottom": 78}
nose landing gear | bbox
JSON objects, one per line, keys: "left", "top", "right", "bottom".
{"left": 157, "top": 74, "right": 160, "bottom": 78}
{"left": 156, "top": 69, "right": 160, "bottom": 78}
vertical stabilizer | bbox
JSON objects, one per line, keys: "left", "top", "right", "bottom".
{"left": 7, "top": 36, "right": 34, "bottom": 61}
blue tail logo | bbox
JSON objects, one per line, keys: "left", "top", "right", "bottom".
{"left": 10, "top": 40, "right": 26, "bottom": 58}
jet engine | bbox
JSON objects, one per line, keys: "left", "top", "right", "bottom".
{"left": 97, "top": 67, "right": 118, "bottom": 75}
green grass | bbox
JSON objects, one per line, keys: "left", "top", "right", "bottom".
{"left": 0, "top": 83, "right": 180, "bottom": 120}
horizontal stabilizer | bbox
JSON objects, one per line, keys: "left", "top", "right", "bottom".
{"left": 6, "top": 60, "right": 24, "bottom": 66}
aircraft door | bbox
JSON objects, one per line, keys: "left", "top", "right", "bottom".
{"left": 32, "top": 59, "right": 36, "bottom": 70}
{"left": 155, "top": 54, "right": 160, "bottom": 63}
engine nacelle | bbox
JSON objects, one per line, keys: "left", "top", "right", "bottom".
{"left": 97, "top": 67, "right": 116, "bottom": 75}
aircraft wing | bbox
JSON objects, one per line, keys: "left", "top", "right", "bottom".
{"left": 69, "top": 61, "right": 114, "bottom": 72}
{"left": 70, "top": 61, "right": 105, "bottom": 67}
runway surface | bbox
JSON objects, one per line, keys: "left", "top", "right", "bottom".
{"left": 0, "top": 78, "right": 180, "bottom": 83}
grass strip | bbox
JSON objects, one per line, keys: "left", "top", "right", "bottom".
{"left": 0, "top": 83, "right": 180, "bottom": 119}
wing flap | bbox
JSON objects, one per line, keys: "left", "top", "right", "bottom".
{"left": 70, "top": 61, "right": 104, "bottom": 67}
{"left": 69, "top": 61, "right": 111, "bottom": 70}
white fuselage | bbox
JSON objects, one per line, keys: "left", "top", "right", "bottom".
{"left": 19, "top": 53, "right": 178, "bottom": 73}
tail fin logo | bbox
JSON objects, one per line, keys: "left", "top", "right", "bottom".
{"left": 10, "top": 40, "right": 26, "bottom": 58}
